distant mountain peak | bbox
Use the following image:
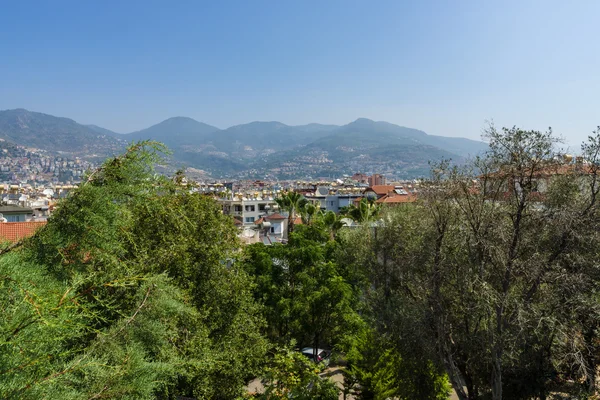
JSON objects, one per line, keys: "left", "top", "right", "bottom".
{"left": 353, "top": 117, "right": 375, "bottom": 123}
{"left": 228, "top": 121, "right": 288, "bottom": 130}
{"left": 161, "top": 116, "right": 201, "bottom": 123}
{"left": 126, "top": 116, "right": 220, "bottom": 147}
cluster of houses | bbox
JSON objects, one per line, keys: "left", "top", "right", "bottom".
{"left": 216, "top": 175, "right": 420, "bottom": 244}
{"left": 2, "top": 156, "right": 591, "bottom": 246}
{"left": 0, "top": 173, "right": 428, "bottom": 245}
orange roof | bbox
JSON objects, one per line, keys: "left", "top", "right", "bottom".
{"left": 0, "top": 221, "right": 46, "bottom": 243}
{"left": 254, "top": 217, "right": 264, "bottom": 225}
{"left": 376, "top": 193, "right": 417, "bottom": 204}
{"left": 265, "top": 213, "right": 286, "bottom": 220}
{"left": 365, "top": 185, "right": 395, "bottom": 196}
{"left": 293, "top": 216, "right": 303, "bottom": 225}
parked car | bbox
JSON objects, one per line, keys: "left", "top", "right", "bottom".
{"left": 300, "top": 347, "right": 331, "bottom": 364}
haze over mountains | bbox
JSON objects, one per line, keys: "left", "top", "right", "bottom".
{"left": 0, "top": 109, "right": 488, "bottom": 179}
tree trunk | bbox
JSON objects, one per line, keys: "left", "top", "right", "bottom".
{"left": 491, "top": 348, "right": 503, "bottom": 400}
{"left": 288, "top": 213, "right": 294, "bottom": 236}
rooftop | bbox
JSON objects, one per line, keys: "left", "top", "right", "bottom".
{"left": 0, "top": 221, "right": 46, "bottom": 242}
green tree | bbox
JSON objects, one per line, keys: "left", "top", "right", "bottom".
{"left": 337, "top": 223, "right": 451, "bottom": 400}
{"left": 1, "top": 141, "right": 267, "bottom": 399}
{"left": 252, "top": 345, "right": 339, "bottom": 400}
{"left": 344, "top": 198, "right": 381, "bottom": 224}
{"left": 359, "top": 126, "right": 600, "bottom": 399}
{"left": 299, "top": 201, "right": 319, "bottom": 225}
{"left": 276, "top": 191, "right": 308, "bottom": 235}
{"left": 321, "top": 210, "right": 347, "bottom": 240}
{"left": 242, "top": 224, "right": 363, "bottom": 357}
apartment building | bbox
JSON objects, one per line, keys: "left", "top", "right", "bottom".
{"left": 306, "top": 186, "right": 364, "bottom": 213}
{"left": 219, "top": 195, "right": 279, "bottom": 226}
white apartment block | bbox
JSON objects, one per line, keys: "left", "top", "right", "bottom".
{"left": 219, "top": 195, "right": 279, "bottom": 226}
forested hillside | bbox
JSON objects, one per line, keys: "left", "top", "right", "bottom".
{"left": 2, "top": 125, "right": 600, "bottom": 399}
{"left": 0, "top": 109, "right": 488, "bottom": 178}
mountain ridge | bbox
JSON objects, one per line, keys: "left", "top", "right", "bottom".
{"left": 0, "top": 109, "right": 488, "bottom": 178}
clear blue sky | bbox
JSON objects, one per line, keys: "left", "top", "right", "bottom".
{"left": 1, "top": 0, "right": 599, "bottom": 147}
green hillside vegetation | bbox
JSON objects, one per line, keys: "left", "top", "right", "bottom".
{"left": 0, "top": 109, "right": 489, "bottom": 178}
{"left": 86, "top": 124, "right": 122, "bottom": 137}
{"left": 206, "top": 121, "right": 334, "bottom": 153}
{"left": 0, "top": 109, "right": 123, "bottom": 155}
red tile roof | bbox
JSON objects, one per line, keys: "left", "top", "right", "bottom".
{"left": 265, "top": 213, "right": 286, "bottom": 220}
{"left": 365, "top": 185, "right": 396, "bottom": 196}
{"left": 376, "top": 193, "right": 417, "bottom": 204}
{"left": 0, "top": 221, "right": 46, "bottom": 243}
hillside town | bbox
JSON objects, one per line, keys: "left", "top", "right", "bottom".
{"left": 0, "top": 159, "right": 421, "bottom": 245}
{"left": 0, "top": 141, "right": 96, "bottom": 184}
{"left": 1, "top": 150, "right": 591, "bottom": 248}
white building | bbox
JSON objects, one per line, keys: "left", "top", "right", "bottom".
{"left": 219, "top": 195, "right": 279, "bottom": 226}
{"left": 306, "top": 186, "right": 364, "bottom": 213}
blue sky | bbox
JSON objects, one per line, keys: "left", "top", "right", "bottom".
{"left": 1, "top": 0, "right": 599, "bottom": 148}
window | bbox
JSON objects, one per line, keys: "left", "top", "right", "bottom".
{"left": 270, "top": 226, "right": 275, "bottom": 233}
{"left": 234, "top": 205, "right": 242, "bottom": 212}
{"left": 245, "top": 205, "right": 255, "bottom": 212}
{"left": 245, "top": 217, "right": 255, "bottom": 223}
{"left": 259, "top": 203, "right": 266, "bottom": 211}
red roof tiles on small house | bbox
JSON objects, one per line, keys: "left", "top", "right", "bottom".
{"left": 0, "top": 221, "right": 47, "bottom": 243}
{"left": 265, "top": 213, "right": 286, "bottom": 220}
{"left": 364, "top": 185, "right": 396, "bottom": 197}
{"left": 376, "top": 193, "right": 417, "bottom": 204}
{"left": 255, "top": 213, "right": 287, "bottom": 226}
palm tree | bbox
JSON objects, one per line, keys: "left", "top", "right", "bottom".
{"left": 346, "top": 197, "right": 381, "bottom": 224}
{"left": 299, "top": 202, "right": 319, "bottom": 225}
{"left": 321, "top": 210, "right": 346, "bottom": 240}
{"left": 275, "top": 191, "right": 308, "bottom": 235}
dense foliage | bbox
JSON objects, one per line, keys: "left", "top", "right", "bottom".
{"left": 0, "top": 142, "right": 266, "bottom": 399}
{"left": 346, "top": 126, "right": 600, "bottom": 399}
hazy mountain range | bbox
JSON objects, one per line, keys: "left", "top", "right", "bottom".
{"left": 0, "top": 109, "right": 488, "bottom": 178}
